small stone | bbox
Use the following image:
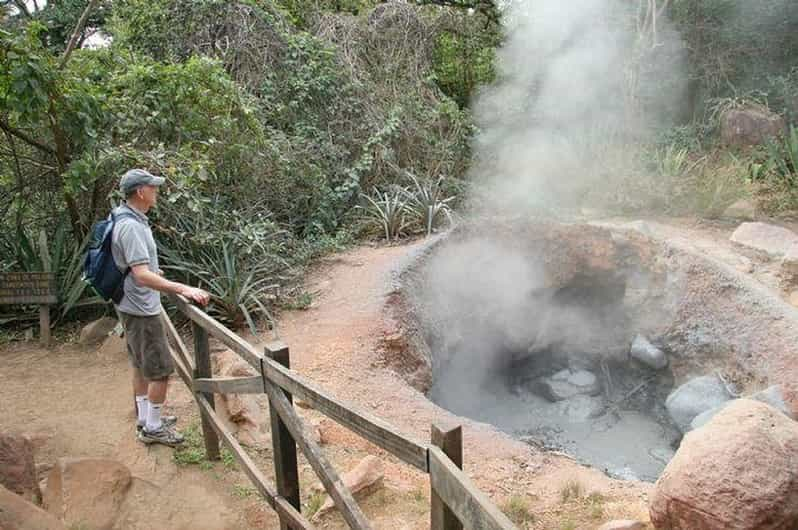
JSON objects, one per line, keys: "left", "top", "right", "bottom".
{"left": 630, "top": 334, "right": 668, "bottom": 370}
{"left": 78, "top": 317, "right": 118, "bottom": 345}
{"left": 597, "top": 520, "right": 645, "bottom": 530}
{"left": 789, "top": 291, "right": 798, "bottom": 307}
{"left": 313, "top": 456, "right": 384, "bottom": 520}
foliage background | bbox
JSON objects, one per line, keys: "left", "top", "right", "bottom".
{"left": 1, "top": 0, "right": 798, "bottom": 329}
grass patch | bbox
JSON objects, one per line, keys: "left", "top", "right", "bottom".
{"left": 232, "top": 484, "right": 257, "bottom": 498}
{"left": 559, "top": 480, "right": 585, "bottom": 503}
{"left": 501, "top": 495, "right": 536, "bottom": 526}
{"left": 281, "top": 291, "right": 314, "bottom": 310}
{"left": 173, "top": 422, "right": 206, "bottom": 466}
{"left": 173, "top": 421, "right": 237, "bottom": 471}
{"left": 305, "top": 491, "right": 326, "bottom": 518}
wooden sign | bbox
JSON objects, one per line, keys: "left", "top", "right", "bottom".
{"left": 0, "top": 272, "right": 58, "bottom": 305}
{"left": 0, "top": 272, "right": 57, "bottom": 346}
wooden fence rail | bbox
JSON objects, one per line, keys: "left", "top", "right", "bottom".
{"left": 163, "top": 293, "right": 517, "bottom": 530}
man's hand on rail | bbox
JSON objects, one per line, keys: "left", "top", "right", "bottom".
{"left": 181, "top": 285, "right": 211, "bottom": 306}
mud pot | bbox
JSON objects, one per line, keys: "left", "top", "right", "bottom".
{"left": 387, "top": 218, "right": 798, "bottom": 483}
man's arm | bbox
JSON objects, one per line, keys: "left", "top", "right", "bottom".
{"left": 130, "top": 264, "right": 210, "bottom": 306}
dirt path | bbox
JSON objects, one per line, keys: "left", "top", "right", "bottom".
{"left": 5, "top": 217, "right": 788, "bottom": 529}
{"left": 0, "top": 337, "right": 278, "bottom": 529}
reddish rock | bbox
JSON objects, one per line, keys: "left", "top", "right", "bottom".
{"left": 213, "top": 350, "right": 269, "bottom": 447}
{"left": 730, "top": 222, "right": 798, "bottom": 258}
{"left": 650, "top": 399, "right": 798, "bottom": 530}
{"left": 43, "top": 458, "right": 132, "bottom": 530}
{"left": 313, "top": 455, "right": 384, "bottom": 520}
{"left": 0, "top": 484, "right": 65, "bottom": 530}
{"left": 0, "top": 433, "right": 41, "bottom": 503}
{"left": 721, "top": 106, "right": 786, "bottom": 147}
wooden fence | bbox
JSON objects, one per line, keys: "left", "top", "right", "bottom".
{"left": 162, "top": 293, "right": 517, "bottom": 530}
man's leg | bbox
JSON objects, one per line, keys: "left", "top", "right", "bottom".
{"left": 145, "top": 379, "right": 168, "bottom": 432}
{"left": 133, "top": 367, "right": 149, "bottom": 429}
{"left": 137, "top": 314, "right": 182, "bottom": 446}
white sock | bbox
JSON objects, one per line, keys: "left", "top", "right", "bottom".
{"left": 135, "top": 395, "right": 149, "bottom": 426}
{"left": 145, "top": 401, "right": 163, "bottom": 432}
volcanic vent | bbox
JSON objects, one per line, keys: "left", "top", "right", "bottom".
{"left": 385, "top": 219, "right": 783, "bottom": 482}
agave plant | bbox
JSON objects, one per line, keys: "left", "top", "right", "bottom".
{"left": 404, "top": 173, "right": 456, "bottom": 236}
{"left": 3, "top": 226, "right": 103, "bottom": 323}
{"left": 162, "top": 241, "right": 284, "bottom": 335}
{"left": 358, "top": 187, "right": 412, "bottom": 242}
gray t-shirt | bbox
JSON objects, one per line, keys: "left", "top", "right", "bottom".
{"left": 111, "top": 203, "right": 162, "bottom": 316}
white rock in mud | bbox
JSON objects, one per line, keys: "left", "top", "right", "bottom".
{"left": 540, "top": 369, "right": 601, "bottom": 401}
{"left": 557, "top": 395, "right": 606, "bottom": 421}
{"left": 630, "top": 335, "right": 667, "bottom": 370}
{"left": 666, "top": 376, "right": 734, "bottom": 433}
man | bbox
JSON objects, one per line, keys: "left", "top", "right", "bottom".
{"left": 112, "top": 168, "right": 210, "bottom": 447}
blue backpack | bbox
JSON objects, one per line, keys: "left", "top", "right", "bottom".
{"left": 84, "top": 211, "right": 136, "bottom": 303}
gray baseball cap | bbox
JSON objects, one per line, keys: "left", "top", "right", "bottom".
{"left": 120, "top": 168, "right": 165, "bottom": 195}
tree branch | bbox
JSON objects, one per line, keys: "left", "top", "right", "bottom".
{"left": 0, "top": 120, "right": 56, "bottom": 156}
{"left": 59, "top": 0, "right": 100, "bottom": 69}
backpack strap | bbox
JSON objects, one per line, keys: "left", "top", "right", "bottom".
{"left": 109, "top": 209, "right": 140, "bottom": 280}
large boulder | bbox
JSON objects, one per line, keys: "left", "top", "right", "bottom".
{"left": 720, "top": 106, "right": 786, "bottom": 147}
{"left": 79, "top": 317, "right": 118, "bottom": 345}
{"left": 665, "top": 376, "right": 733, "bottom": 433}
{"left": 43, "top": 458, "right": 131, "bottom": 530}
{"left": 0, "top": 433, "right": 41, "bottom": 504}
{"left": 650, "top": 400, "right": 798, "bottom": 530}
{"left": 0, "top": 484, "right": 66, "bottom": 530}
{"left": 730, "top": 222, "right": 798, "bottom": 259}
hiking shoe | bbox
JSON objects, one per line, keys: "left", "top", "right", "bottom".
{"left": 137, "top": 424, "right": 185, "bottom": 447}
{"left": 136, "top": 415, "right": 177, "bottom": 433}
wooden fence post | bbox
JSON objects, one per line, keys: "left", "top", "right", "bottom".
{"left": 192, "top": 320, "right": 220, "bottom": 460}
{"left": 266, "top": 342, "right": 301, "bottom": 529}
{"left": 39, "top": 304, "right": 50, "bottom": 346}
{"left": 431, "top": 423, "right": 463, "bottom": 530}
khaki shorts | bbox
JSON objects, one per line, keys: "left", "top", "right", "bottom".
{"left": 120, "top": 312, "right": 174, "bottom": 380}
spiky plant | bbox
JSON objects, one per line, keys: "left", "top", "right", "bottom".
{"left": 358, "top": 187, "right": 412, "bottom": 242}
{"left": 404, "top": 173, "right": 456, "bottom": 236}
